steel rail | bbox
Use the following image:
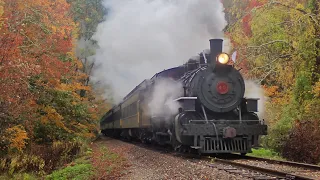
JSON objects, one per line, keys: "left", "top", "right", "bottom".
{"left": 242, "top": 155, "right": 320, "bottom": 171}
{"left": 213, "top": 158, "right": 315, "bottom": 180}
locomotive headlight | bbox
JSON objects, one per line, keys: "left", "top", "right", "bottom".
{"left": 217, "top": 53, "right": 230, "bottom": 64}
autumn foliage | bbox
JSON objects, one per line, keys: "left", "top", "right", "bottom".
{"left": 223, "top": 0, "right": 320, "bottom": 162}
{"left": 0, "top": 0, "right": 107, "bottom": 174}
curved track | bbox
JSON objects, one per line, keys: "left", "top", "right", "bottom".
{"left": 208, "top": 155, "right": 320, "bottom": 180}
{"left": 102, "top": 136, "right": 320, "bottom": 179}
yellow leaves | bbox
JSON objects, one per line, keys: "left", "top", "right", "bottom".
{"left": 57, "top": 83, "right": 70, "bottom": 91}
{"left": 295, "top": 3, "right": 305, "bottom": 11}
{"left": 57, "top": 82, "right": 90, "bottom": 92}
{"left": 313, "top": 80, "right": 320, "bottom": 97}
{"left": 0, "top": 0, "right": 4, "bottom": 27}
{"left": 66, "top": 51, "right": 76, "bottom": 60}
{"left": 82, "top": 132, "right": 95, "bottom": 139}
{"left": 72, "top": 122, "right": 96, "bottom": 139}
{"left": 75, "top": 59, "right": 83, "bottom": 69}
{"left": 5, "top": 125, "right": 29, "bottom": 152}
{"left": 40, "top": 106, "right": 70, "bottom": 132}
{"left": 51, "top": 25, "right": 57, "bottom": 33}
{"left": 303, "top": 102, "right": 312, "bottom": 115}
{"left": 75, "top": 83, "right": 91, "bottom": 91}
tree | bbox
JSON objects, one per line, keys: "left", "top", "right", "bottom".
{"left": 225, "top": 0, "right": 320, "bottom": 160}
{"left": 68, "top": 0, "right": 106, "bottom": 97}
{"left": 0, "top": 0, "right": 101, "bottom": 154}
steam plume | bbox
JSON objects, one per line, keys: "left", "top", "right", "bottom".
{"left": 147, "top": 78, "right": 183, "bottom": 117}
{"left": 244, "top": 81, "right": 266, "bottom": 118}
{"left": 92, "top": 0, "right": 227, "bottom": 102}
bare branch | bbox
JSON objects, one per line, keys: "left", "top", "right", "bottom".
{"left": 259, "top": 69, "right": 275, "bottom": 83}
{"left": 247, "top": 40, "right": 290, "bottom": 49}
{"left": 271, "top": 1, "right": 319, "bottom": 26}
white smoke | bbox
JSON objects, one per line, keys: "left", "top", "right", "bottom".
{"left": 244, "top": 80, "right": 266, "bottom": 118}
{"left": 92, "top": 0, "right": 228, "bottom": 102}
{"left": 147, "top": 78, "right": 183, "bottom": 117}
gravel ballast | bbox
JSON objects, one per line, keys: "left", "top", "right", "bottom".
{"left": 232, "top": 159, "right": 320, "bottom": 179}
{"left": 101, "top": 137, "right": 250, "bottom": 180}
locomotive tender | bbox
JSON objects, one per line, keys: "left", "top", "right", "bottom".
{"left": 100, "top": 39, "right": 267, "bottom": 154}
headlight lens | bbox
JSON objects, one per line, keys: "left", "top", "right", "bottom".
{"left": 217, "top": 53, "right": 230, "bottom": 64}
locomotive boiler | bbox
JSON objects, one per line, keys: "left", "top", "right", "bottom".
{"left": 100, "top": 39, "right": 267, "bottom": 155}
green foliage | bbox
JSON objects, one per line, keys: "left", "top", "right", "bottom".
{"left": 226, "top": 0, "right": 320, "bottom": 162}
{"left": 32, "top": 81, "right": 97, "bottom": 143}
{"left": 46, "top": 147, "right": 94, "bottom": 180}
{"left": 100, "top": 146, "right": 120, "bottom": 161}
{"left": 293, "top": 71, "right": 313, "bottom": 103}
{"left": 68, "top": 0, "right": 106, "bottom": 40}
{"left": 46, "top": 164, "right": 93, "bottom": 180}
{"left": 248, "top": 148, "right": 285, "bottom": 160}
{"left": 0, "top": 173, "right": 38, "bottom": 180}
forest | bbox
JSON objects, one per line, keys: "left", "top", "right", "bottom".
{"left": 0, "top": 0, "right": 108, "bottom": 178}
{"left": 0, "top": 0, "right": 319, "bottom": 179}
{"left": 222, "top": 0, "right": 320, "bottom": 163}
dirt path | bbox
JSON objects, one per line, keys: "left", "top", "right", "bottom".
{"left": 93, "top": 137, "right": 249, "bottom": 180}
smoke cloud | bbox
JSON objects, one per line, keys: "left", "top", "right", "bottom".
{"left": 244, "top": 80, "right": 266, "bottom": 118}
{"left": 92, "top": 0, "right": 228, "bottom": 103}
{"left": 147, "top": 78, "right": 183, "bottom": 117}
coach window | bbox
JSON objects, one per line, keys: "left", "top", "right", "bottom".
{"left": 123, "top": 107, "right": 127, "bottom": 118}
{"left": 133, "top": 102, "right": 137, "bottom": 114}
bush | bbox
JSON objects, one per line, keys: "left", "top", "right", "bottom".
{"left": 46, "top": 163, "right": 93, "bottom": 180}
{"left": 0, "top": 173, "right": 38, "bottom": 180}
{"left": 282, "top": 120, "right": 320, "bottom": 164}
{"left": 248, "top": 148, "right": 284, "bottom": 160}
{"left": 261, "top": 103, "right": 298, "bottom": 152}
{"left": 0, "top": 155, "right": 45, "bottom": 176}
{"left": 0, "top": 140, "right": 83, "bottom": 175}
{"left": 29, "top": 141, "right": 82, "bottom": 172}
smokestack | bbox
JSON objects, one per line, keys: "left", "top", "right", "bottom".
{"left": 209, "top": 39, "right": 223, "bottom": 67}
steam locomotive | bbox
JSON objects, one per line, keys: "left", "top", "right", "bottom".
{"left": 100, "top": 39, "right": 267, "bottom": 154}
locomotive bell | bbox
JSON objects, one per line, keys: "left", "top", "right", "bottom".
{"left": 209, "top": 39, "right": 223, "bottom": 69}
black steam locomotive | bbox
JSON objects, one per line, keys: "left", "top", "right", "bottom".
{"left": 100, "top": 39, "right": 267, "bottom": 155}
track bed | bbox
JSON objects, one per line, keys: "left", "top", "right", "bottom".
{"left": 98, "top": 136, "right": 320, "bottom": 179}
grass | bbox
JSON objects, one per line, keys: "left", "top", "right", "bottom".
{"left": 45, "top": 149, "right": 95, "bottom": 180}
{"left": 100, "top": 146, "right": 120, "bottom": 161}
{"left": 0, "top": 142, "right": 127, "bottom": 180}
{"left": 248, "top": 148, "right": 285, "bottom": 160}
{"left": 0, "top": 173, "right": 38, "bottom": 180}
{"left": 90, "top": 141, "right": 128, "bottom": 179}
{"left": 46, "top": 163, "right": 93, "bottom": 180}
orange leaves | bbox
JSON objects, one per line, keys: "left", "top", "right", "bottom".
{"left": 263, "top": 85, "right": 279, "bottom": 97}
{"left": 5, "top": 125, "right": 29, "bottom": 152}
{"left": 0, "top": 0, "right": 76, "bottom": 116}
{"left": 0, "top": 0, "right": 106, "bottom": 157}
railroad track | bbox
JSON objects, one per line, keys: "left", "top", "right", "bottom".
{"left": 241, "top": 155, "right": 320, "bottom": 171}
{"left": 103, "top": 137, "right": 320, "bottom": 179}
{"left": 205, "top": 155, "right": 320, "bottom": 180}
